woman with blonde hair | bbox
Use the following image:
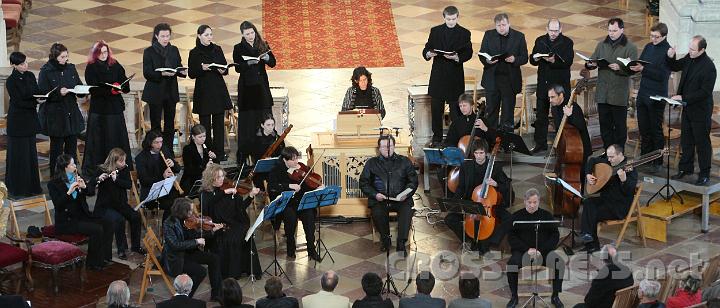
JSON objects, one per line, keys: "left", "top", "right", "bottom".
{"left": 199, "top": 164, "right": 262, "bottom": 278}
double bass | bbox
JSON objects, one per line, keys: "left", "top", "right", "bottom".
{"left": 464, "top": 136, "right": 502, "bottom": 241}
{"left": 447, "top": 111, "right": 483, "bottom": 193}
{"left": 544, "top": 77, "right": 588, "bottom": 217}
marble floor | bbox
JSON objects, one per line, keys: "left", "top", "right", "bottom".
{"left": 6, "top": 0, "right": 720, "bottom": 307}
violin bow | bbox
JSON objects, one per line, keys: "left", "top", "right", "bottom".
{"left": 296, "top": 149, "right": 326, "bottom": 190}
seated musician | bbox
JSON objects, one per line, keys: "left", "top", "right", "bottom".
{"left": 580, "top": 144, "right": 637, "bottom": 253}
{"left": 180, "top": 124, "right": 216, "bottom": 195}
{"left": 443, "top": 139, "right": 511, "bottom": 255}
{"left": 548, "top": 84, "right": 592, "bottom": 171}
{"left": 267, "top": 146, "right": 321, "bottom": 261}
{"left": 359, "top": 135, "right": 418, "bottom": 256}
{"left": 162, "top": 198, "right": 223, "bottom": 300}
{"left": 199, "top": 164, "right": 262, "bottom": 279}
{"left": 340, "top": 66, "right": 386, "bottom": 118}
{"left": 250, "top": 114, "right": 285, "bottom": 188}
{"left": 506, "top": 188, "right": 563, "bottom": 308}
{"left": 442, "top": 93, "right": 495, "bottom": 148}
{"left": 135, "top": 130, "right": 181, "bottom": 223}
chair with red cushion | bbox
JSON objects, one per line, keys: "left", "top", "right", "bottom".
{"left": 2, "top": 3, "right": 22, "bottom": 51}
{"left": 0, "top": 241, "right": 33, "bottom": 293}
{"left": 29, "top": 240, "right": 86, "bottom": 294}
{"left": 7, "top": 195, "right": 89, "bottom": 246}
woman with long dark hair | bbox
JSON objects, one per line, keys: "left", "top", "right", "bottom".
{"left": 341, "top": 66, "right": 386, "bottom": 118}
{"left": 199, "top": 164, "right": 262, "bottom": 279}
{"left": 135, "top": 130, "right": 181, "bottom": 223}
{"left": 233, "top": 21, "right": 276, "bottom": 165}
{"left": 5, "top": 51, "right": 42, "bottom": 198}
{"left": 38, "top": 43, "right": 85, "bottom": 176}
{"left": 180, "top": 124, "right": 216, "bottom": 195}
{"left": 82, "top": 41, "right": 133, "bottom": 175}
{"left": 47, "top": 154, "right": 113, "bottom": 270}
{"left": 188, "top": 25, "right": 232, "bottom": 160}
{"left": 142, "top": 23, "right": 186, "bottom": 153}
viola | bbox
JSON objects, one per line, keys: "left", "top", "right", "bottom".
{"left": 220, "top": 178, "right": 257, "bottom": 197}
{"left": 183, "top": 214, "right": 225, "bottom": 231}
{"left": 288, "top": 162, "right": 323, "bottom": 190}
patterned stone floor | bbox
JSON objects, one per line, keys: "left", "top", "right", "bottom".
{"left": 7, "top": 0, "right": 720, "bottom": 307}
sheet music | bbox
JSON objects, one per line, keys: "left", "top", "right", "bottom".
{"left": 544, "top": 175, "right": 582, "bottom": 198}
{"left": 135, "top": 176, "right": 176, "bottom": 210}
{"left": 245, "top": 208, "right": 265, "bottom": 242}
{"left": 650, "top": 95, "right": 685, "bottom": 106}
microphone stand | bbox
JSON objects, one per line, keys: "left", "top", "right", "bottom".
{"left": 380, "top": 145, "right": 400, "bottom": 298}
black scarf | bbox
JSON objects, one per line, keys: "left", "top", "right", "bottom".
{"left": 49, "top": 58, "right": 67, "bottom": 71}
{"left": 152, "top": 41, "right": 173, "bottom": 67}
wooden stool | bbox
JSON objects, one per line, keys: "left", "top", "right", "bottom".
{"left": 29, "top": 240, "right": 86, "bottom": 294}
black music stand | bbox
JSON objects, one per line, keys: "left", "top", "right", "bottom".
{"left": 512, "top": 219, "right": 561, "bottom": 308}
{"left": 545, "top": 175, "right": 584, "bottom": 255}
{"left": 262, "top": 191, "right": 294, "bottom": 285}
{"left": 647, "top": 96, "right": 686, "bottom": 209}
{"left": 438, "top": 198, "right": 485, "bottom": 256}
{"left": 424, "top": 147, "right": 464, "bottom": 197}
{"left": 298, "top": 185, "right": 341, "bottom": 266}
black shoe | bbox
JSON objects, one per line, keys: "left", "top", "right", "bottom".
{"left": 551, "top": 295, "right": 564, "bottom": 308}
{"left": 308, "top": 250, "right": 321, "bottom": 262}
{"left": 695, "top": 176, "right": 710, "bottom": 186}
{"left": 506, "top": 296, "right": 519, "bottom": 308}
{"left": 132, "top": 247, "right": 147, "bottom": 255}
{"left": 286, "top": 252, "right": 296, "bottom": 259}
{"left": 530, "top": 146, "right": 548, "bottom": 155}
{"left": 118, "top": 250, "right": 127, "bottom": 260}
{"left": 672, "top": 171, "right": 692, "bottom": 180}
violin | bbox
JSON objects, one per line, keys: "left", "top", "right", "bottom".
{"left": 287, "top": 145, "right": 323, "bottom": 190}
{"left": 183, "top": 214, "right": 225, "bottom": 231}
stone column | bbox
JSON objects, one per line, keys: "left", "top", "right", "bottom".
{"left": 407, "top": 86, "right": 433, "bottom": 156}
{"left": 0, "top": 8, "right": 9, "bottom": 117}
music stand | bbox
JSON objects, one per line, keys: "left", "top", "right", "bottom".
{"left": 185, "top": 179, "right": 203, "bottom": 199}
{"left": 298, "top": 185, "right": 341, "bottom": 266}
{"left": 512, "top": 219, "right": 561, "bottom": 308}
{"left": 134, "top": 176, "right": 176, "bottom": 211}
{"left": 647, "top": 96, "right": 686, "bottom": 209}
{"left": 424, "top": 147, "right": 464, "bottom": 197}
{"left": 262, "top": 191, "right": 294, "bottom": 285}
{"left": 438, "top": 198, "right": 485, "bottom": 255}
{"left": 254, "top": 157, "right": 280, "bottom": 173}
{"left": 545, "top": 175, "right": 584, "bottom": 255}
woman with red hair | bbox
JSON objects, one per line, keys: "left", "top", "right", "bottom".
{"left": 82, "top": 41, "right": 133, "bottom": 175}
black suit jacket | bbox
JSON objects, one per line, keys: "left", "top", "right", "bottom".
{"left": 156, "top": 295, "right": 206, "bottom": 308}
{"left": 352, "top": 295, "right": 394, "bottom": 308}
{"left": 422, "top": 24, "right": 473, "bottom": 100}
{"left": 255, "top": 295, "right": 298, "bottom": 308}
{"left": 6, "top": 69, "right": 41, "bottom": 137}
{"left": 233, "top": 40, "right": 276, "bottom": 110}
{"left": 529, "top": 33, "right": 574, "bottom": 99}
{"left": 666, "top": 52, "right": 717, "bottom": 118}
{"left": 142, "top": 44, "right": 184, "bottom": 104}
{"left": 135, "top": 148, "right": 180, "bottom": 200}
{"left": 479, "top": 28, "right": 528, "bottom": 94}
{"left": 47, "top": 176, "right": 95, "bottom": 232}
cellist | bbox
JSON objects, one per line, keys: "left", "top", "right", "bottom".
{"left": 442, "top": 93, "right": 495, "bottom": 148}
{"left": 443, "top": 139, "right": 511, "bottom": 255}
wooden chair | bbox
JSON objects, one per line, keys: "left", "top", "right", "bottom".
{"left": 701, "top": 254, "right": 720, "bottom": 288}
{"left": 7, "top": 195, "right": 89, "bottom": 245}
{"left": 597, "top": 183, "right": 646, "bottom": 248}
{"left": 612, "top": 284, "right": 639, "bottom": 308}
{"left": 686, "top": 301, "right": 708, "bottom": 308}
{"left": 0, "top": 183, "right": 33, "bottom": 293}
{"left": 134, "top": 91, "right": 151, "bottom": 146}
{"left": 515, "top": 79, "right": 531, "bottom": 134}
{"left": 138, "top": 228, "right": 175, "bottom": 304}
{"left": 645, "top": 8, "right": 659, "bottom": 35}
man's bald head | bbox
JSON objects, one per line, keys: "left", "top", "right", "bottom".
{"left": 321, "top": 270, "right": 339, "bottom": 292}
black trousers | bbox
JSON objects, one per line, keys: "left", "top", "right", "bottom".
{"left": 104, "top": 206, "right": 142, "bottom": 252}
{"left": 370, "top": 203, "right": 413, "bottom": 246}
{"left": 182, "top": 249, "right": 222, "bottom": 298}
{"left": 678, "top": 112, "right": 712, "bottom": 177}
{"left": 49, "top": 135, "right": 77, "bottom": 177}
{"left": 637, "top": 95, "right": 666, "bottom": 165}
{"left": 507, "top": 250, "right": 564, "bottom": 296}
{"left": 148, "top": 98, "right": 177, "bottom": 152}
{"left": 199, "top": 112, "right": 225, "bottom": 156}
{"left": 272, "top": 203, "right": 317, "bottom": 255}
{"left": 580, "top": 197, "right": 624, "bottom": 247}
{"left": 485, "top": 75, "right": 516, "bottom": 132}
{"left": 533, "top": 95, "right": 563, "bottom": 147}
{"left": 430, "top": 98, "right": 460, "bottom": 142}
{"left": 57, "top": 217, "right": 113, "bottom": 267}
{"left": 597, "top": 103, "right": 627, "bottom": 149}
{"left": 444, "top": 206, "right": 511, "bottom": 246}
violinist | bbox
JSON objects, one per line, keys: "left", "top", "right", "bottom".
{"left": 93, "top": 148, "right": 145, "bottom": 260}
{"left": 47, "top": 154, "right": 114, "bottom": 271}
{"left": 441, "top": 93, "right": 495, "bottom": 148}
{"left": 180, "top": 124, "right": 216, "bottom": 195}
{"left": 579, "top": 144, "right": 637, "bottom": 253}
{"left": 199, "top": 164, "right": 262, "bottom": 279}
{"left": 267, "top": 146, "right": 321, "bottom": 261}
{"left": 444, "top": 139, "right": 511, "bottom": 255}
{"left": 135, "top": 130, "right": 181, "bottom": 223}
{"left": 359, "top": 135, "right": 418, "bottom": 256}
{"left": 162, "top": 198, "right": 222, "bottom": 300}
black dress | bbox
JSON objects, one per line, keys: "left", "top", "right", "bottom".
{"left": 188, "top": 42, "right": 232, "bottom": 155}
{"left": 82, "top": 59, "right": 132, "bottom": 175}
{"left": 233, "top": 40, "right": 276, "bottom": 162}
{"left": 200, "top": 188, "right": 261, "bottom": 278}
{"left": 5, "top": 68, "right": 42, "bottom": 198}
{"left": 180, "top": 143, "right": 210, "bottom": 195}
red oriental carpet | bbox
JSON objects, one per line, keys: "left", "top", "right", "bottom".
{"left": 263, "top": 0, "right": 405, "bottom": 70}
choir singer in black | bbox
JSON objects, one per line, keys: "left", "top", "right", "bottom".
{"left": 421, "top": 5, "right": 472, "bottom": 147}
{"left": 666, "top": 35, "right": 717, "bottom": 186}
{"left": 359, "top": 135, "right": 418, "bottom": 256}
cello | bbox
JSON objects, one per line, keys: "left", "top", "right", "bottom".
{"left": 464, "top": 136, "right": 502, "bottom": 241}
{"left": 543, "top": 77, "right": 588, "bottom": 217}
{"left": 447, "top": 111, "right": 483, "bottom": 193}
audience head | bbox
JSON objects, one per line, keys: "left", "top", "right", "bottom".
{"left": 106, "top": 280, "right": 130, "bottom": 307}
{"left": 524, "top": 188, "right": 541, "bottom": 213}
{"left": 377, "top": 135, "right": 396, "bottom": 158}
{"left": 458, "top": 93, "right": 475, "bottom": 115}
{"left": 680, "top": 271, "right": 702, "bottom": 294}
{"left": 170, "top": 198, "right": 193, "bottom": 221}
{"left": 361, "top": 272, "right": 383, "bottom": 297}
{"left": 264, "top": 276, "right": 284, "bottom": 299}
{"left": 650, "top": 23, "right": 668, "bottom": 46}
{"left": 690, "top": 35, "right": 708, "bottom": 58}
{"left": 142, "top": 130, "right": 164, "bottom": 152}
{"left": 606, "top": 144, "right": 625, "bottom": 166}
{"left": 547, "top": 18, "right": 562, "bottom": 40}
{"left": 54, "top": 154, "right": 77, "bottom": 183}
{"left": 49, "top": 42, "right": 69, "bottom": 64}
{"left": 221, "top": 278, "right": 245, "bottom": 307}
{"left": 9, "top": 52, "right": 28, "bottom": 72}
{"left": 99, "top": 148, "right": 127, "bottom": 173}
{"left": 196, "top": 24, "right": 213, "bottom": 47}
{"left": 152, "top": 23, "right": 172, "bottom": 46}
{"left": 351, "top": 66, "right": 372, "bottom": 91}
{"left": 240, "top": 21, "right": 268, "bottom": 51}
{"left": 201, "top": 164, "right": 225, "bottom": 192}
{"left": 442, "top": 6, "right": 459, "bottom": 28}
{"left": 458, "top": 272, "right": 480, "bottom": 299}
{"left": 548, "top": 84, "right": 566, "bottom": 106}
{"left": 321, "top": 270, "right": 340, "bottom": 292}
{"left": 189, "top": 124, "right": 207, "bottom": 145}
{"left": 415, "top": 271, "right": 436, "bottom": 295}
{"left": 494, "top": 13, "right": 510, "bottom": 36}
{"left": 607, "top": 17, "right": 625, "bottom": 40}
{"left": 280, "top": 146, "right": 301, "bottom": 168}
{"left": 174, "top": 274, "right": 193, "bottom": 296}
{"left": 88, "top": 40, "right": 116, "bottom": 65}
{"left": 638, "top": 279, "right": 661, "bottom": 302}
